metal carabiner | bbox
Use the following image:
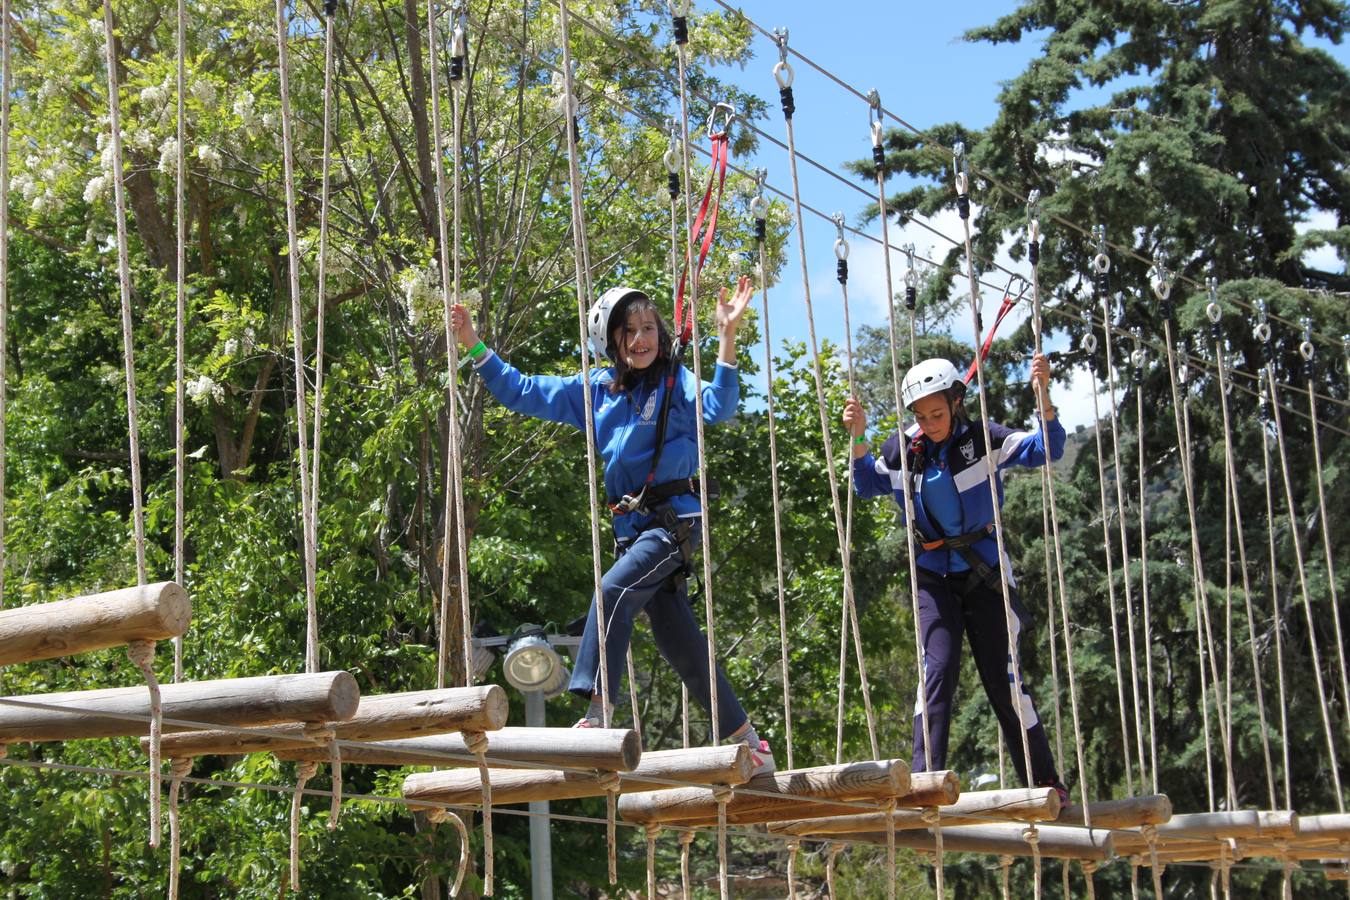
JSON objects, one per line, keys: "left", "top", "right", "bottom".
{"left": 831, "top": 212, "right": 849, "bottom": 261}
{"left": 1299, "top": 317, "right": 1315, "bottom": 361}
{"left": 772, "top": 27, "right": 794, "bottom": 89}
{"left": 705, "top": 101, "right": 736, "bottom": 139}
{"left": 1081, "top": 307, "right": 1098, "bottom": 354}
{"left": 749, "top": 167, "right": 768, "bottom": 220}
{"left": 1150, "top": 252, "right": 1172, "bottom": 302}
{"left": 1254, "top": 298, "right": 1272, "bottom": 343}
{"left": 903, "top": 243, "right": 918, "bottom": 288}
{"left": 866, "top": 88, "right": 883, "bottom": 146}
{"left": 663, "top": 117, "right": 681, "bottom": 174}
{"left": 952, "top": 142, "right": 969, "bottom": 195}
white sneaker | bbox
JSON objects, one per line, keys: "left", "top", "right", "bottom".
{"left": 747, "top": 739, "right": 776, "bottom": 777}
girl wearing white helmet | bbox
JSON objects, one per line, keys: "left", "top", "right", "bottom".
{"left": 842, "top": 352, "right": 1068, "bottom": 801}
{"left": 449, "top": 277, "right": 775, "bottom": 774}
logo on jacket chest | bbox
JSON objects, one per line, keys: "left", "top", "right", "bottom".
{"left": 641, "top": 391, "right": 658, "bottom": 422}
{"left": 959, "top": 439, "right": 976, "bottom": 464}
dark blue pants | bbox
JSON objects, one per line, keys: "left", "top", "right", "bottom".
{"left": 911, "top": 566, "right": 1059, "bottom": 787}
{"left": 568, "top": 520, "right": 749, "bottom": 740}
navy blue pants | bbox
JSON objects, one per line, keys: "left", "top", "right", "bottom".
{"left": 911, "top": 566, "right": 1059, "bottom": 787}
{"left": 568, "top": 519, "right": 749, "bottom": 740}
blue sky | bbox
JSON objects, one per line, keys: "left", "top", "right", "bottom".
{"left": 697, "top": 2, "right": 1350, "bottom": 430}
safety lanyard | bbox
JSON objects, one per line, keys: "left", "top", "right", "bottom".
{"left": 963, "top": 276, "right": 1029, "bottom": 386}
{"left": 673, "top": 108, "right": 733, "bottom": 344}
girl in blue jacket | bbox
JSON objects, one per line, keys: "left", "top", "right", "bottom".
{"left": 842, "top": 354, "right": 1067, "bottom": 800}
{"left": 450, "top": 278, "right": 773, "bottom": 773}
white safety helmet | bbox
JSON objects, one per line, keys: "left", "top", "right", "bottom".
{"left": 900, "top": 358, "right": 965, "bottom": 409}
{"left": 587, "top": 286, "right": 649, "bottom": 361}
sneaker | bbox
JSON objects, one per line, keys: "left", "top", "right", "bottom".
{"left": 572, "top": 715, "right": 599, "bottom": 729}
{"left": 1044, "top": 781, "right": 1070, "bottom": 806}
{"left": 747, "top": 739, "right": 776, "bottom": 777}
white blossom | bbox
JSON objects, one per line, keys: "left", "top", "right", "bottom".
{"left": 139, "top": 83, "right": 169, "bottom": 110}
{"left": 131, "top": 129, "right": 154, "bottom": 152}
{"left": 186, "top": 375, "right": 225, "bottom": 406}
{"left": 158, "top": 137, "right": 180, "bottom": 175}
{"left": 196, "top": 144, "right": 223, "bottom": 172}
{"left": 83, "top": 174, "right": 109, "bottom": 204}
{"left": 222, "top": 338, "right": 240, "bottom": 357}
{"left": 191, "top": 78, "right": 217, "bottom": 108}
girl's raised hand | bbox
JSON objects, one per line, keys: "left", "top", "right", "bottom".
{"left": 842, "top": 397, "right": 867, "bottom": 437}
{"left": 449, "top": 303, "right": 480, "bottom": 349}
{"left": 716, "top": 275, "right": 754, "bottom": 334}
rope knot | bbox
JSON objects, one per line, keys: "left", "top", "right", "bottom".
{"left": 460, "top": 730, "right": 489, "bottom": 757}
{"left": 1021, "top": 824, "right": 1041, "bottom": 847}
{"left": 597, "top": 771, "right": 621, "bottom": 794}
{"left": 295, "top": 760, "right": 320, "bottom": 783}
{"left": 127, "top": 639, "right": 157, "bottom": 670}
{"left": 169, "top": 757, "right": 194, "bottom": 779}
{"left": 678, "top": 830, "right": 696, "bottom": 847}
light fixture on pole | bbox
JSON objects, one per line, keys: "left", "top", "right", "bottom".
{"left": 502, "top": 625, "right": 569, "bottom": 699}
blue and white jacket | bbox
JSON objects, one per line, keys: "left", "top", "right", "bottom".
{"left": 852, "top": 416, "right": 1066, "bottom": 577}
{"left": 473, "top": 351, "right": 738, "bottom": 541}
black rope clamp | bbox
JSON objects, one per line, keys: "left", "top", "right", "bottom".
{"left": 750, "top": 169, "right": 769, "bottom": 242}
{"left": 449, "top": 11, "right": 467, "bottom": 82}
{"left": 832, "top": 212, "right": 849, "bottom": 285}
{"left": 903, "top": 243, "right": 918, "bottom": 310}
{"left": 667, "top": 173, "right": 680, "bottom": 200}
{"left": 673, "top": 15, "right": 689, "bottom": 45}
{"left": 323, "top": 0, "right": 338, "bottom": 16}
{"left": 773, "top": 28, "right": 795, "bottom": 120}
{"left": 1028, "top": 239, "right": 1039, "bottom": 267}
{"left": 837, "top": 259, "right": 848, "bottom": 284}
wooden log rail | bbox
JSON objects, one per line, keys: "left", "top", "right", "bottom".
{"left": 1055, "top": 794, "right": 1172, "bottom": 830}
{"left": 0, "top": 672, "right": 359, "bottom": 742}
{"left": 148, "top": 687, "right": 509, "bottom": 758}
{"left": 274, "top": 726, "right": 640, "bottom": 771}
{"left": 846, "top": 822, "right": 1115, "bottom": 861}
{"left": 618, "top": 758, "right": 922, "bottom": 827}
{"left": 769, "top": 787, "right": 1059, "bottom": 836}
{"left": 0, "top": 582, "right": 190, "bottom": 666}
{"left": 402, "top": 745, "right": 752, "bottom": 806}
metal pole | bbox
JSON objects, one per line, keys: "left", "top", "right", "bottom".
{"left": 525, "top": 689, "right": 554, "bottom": 900}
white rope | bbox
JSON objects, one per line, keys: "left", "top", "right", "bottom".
{"left": 645, "top": 823, "right": 660, "bottom": 899}
{"left": 1131, "top": 335, "right": 1161, "bottom": 794}
{"left": 0, "top": 0, "right": 8, "bottom": 619}
{"left": 288, "top": 760, "right": 319, "bottom": 894}
{"left": 1261, "top": 388, "right": 1294, "bottom": 807}
{"left": 1209, "top": 311, "right": 1277, "bottom": 807}
{"left": 771, "top": 31, "right": 879, "bottom": 764}
{"left": 167, "top": 757, "right": 193, "bottom": 900}
{"left": 672, "top": 11, "right": 725, "bottom": 752}
{"left": 679, "top": 829, "right": 695, "bottom": 898}
{"left": 825, "top": 843, "right": 843, "bottom": 899}
{"left": 1081, "top": 302, "right": 1136, "bottom": 794}
{"left": 127, "top": 640, "right": 161, "bottom": 846}
{"left": 425, "top": 807, "right": 472, "bottom": 897}
{"left": 172, "top": 0, "right": 186, "bottom": 683}
{"left": 786, "top": 837, "right": 801, "bottom": 898}
{"left": 1265, "top": 363, "right": 1345, "bottom": 808}
{"left": 752, "top": 173, "right": 795, "bottom": 771}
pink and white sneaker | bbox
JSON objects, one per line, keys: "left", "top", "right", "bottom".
{"left": 747, "top": 739, "right": 776, "bottom": 777}
{"left": 572, "top": 715, "right": 599, "bottom": 729}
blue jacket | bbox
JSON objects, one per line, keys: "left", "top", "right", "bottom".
{"left": 473, "top": 351, "right": 739, "bottom": 541}
{"left": 852, "top": 416, "right": 1066, "bottom": 577}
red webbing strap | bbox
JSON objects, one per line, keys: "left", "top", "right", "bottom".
{"left": 963, "top": 291, "right": 1020, "bottom": 385}
{"left": 674, "top": 131, "right": 729, "bottom": 343}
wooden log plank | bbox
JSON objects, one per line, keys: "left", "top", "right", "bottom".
{"left": 770, "top": 787, "right": 1058, "bottom": 836}
{"left": 151, "top": 687, "right": 509, "bottom": 757}
{"left": 1056, "top": 794, "right": 1172, "bottom": 829}
{"left": 846, "top": 823, "right": 1114, "bottom": 861}
{"left": 1154, "top": 810, "right": 1297, "bottom": 841}
{"left": 0, "top": 672, "right": 359, "bottom": 742}
{"left": 274, "top": 726, "right": 639, "bottom": 771}
{"left": 0, "top": 582, "right": 191, "bottom": 666}
{"left": 1295, "top": 814, "right": 1350, "bottom": 843}
{"left": 401, "top": 746, "right": 753, "bottom": 806}
{"left": 618, "top": 758, "right": 912, "bottom": 826}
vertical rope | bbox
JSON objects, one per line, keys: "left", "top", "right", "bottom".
{"left": 786, "top": 838, "right": 801, "bottom": 899}
{"left": 752, "top": 174, "right": 795, "bottom": 771}
{"left": 1131, "top": 335, "right": 1160, "bottom": 794}
{"left": 1101, "top": 292, "right": 1150, "bottom": 792}
{"left": 1302, "top": 334, "right": 1350, "bottom": 734}
{"left": 951, "top": 149, "right": 1036, "bottom": 867}
{"left": 273, "top": 0, "right": 319, "bottom": 675}
{"left": 831, "top": 216, "right": 881, "bottom": 762}
{"left": 1000, "top": 856, "right": 1013, "bottom": 900}
{"left": 289, "top": 760, "right": 319, "bottom": 894}
{"left": 715, "top": 787, "right": 730, "bottom": 898}
{"left": 102, "top": 0, "right": 157, "bottom": 844}
{"left": 167, "top": 758, "right": 192, "bottom": 899}
{"left": 671, "top": 10, "right": 723, "bottom": 751}
{"left": 426, "top": 808, "right": 471, "bottom": 897}
{"left": 0, "top": 0, "right": 7, "bottom": 618}
{"left": 1261, "top": 389, "right": 1294, "bottom": 807}
{"left": 1207, "top": 299, "right": 1277, "bottom": 807}
{"left": 1082, "top": 306, "right": 1135, "bottom": 793}
{"left": 870, "top": 97, "right": 938, "bottom": 895}
{"left": 679, "top": 829, "right": 695, "bottom": 898}
{"left": 771, "top": 32, "right": 878, "bottom": 765}
{"left": 171, "top": 0, "right": 186, "bottom": 682}
{"left": 825, "top": 844, "right": 843, "bottom": 899}
{"left": 645, "top": 824, "right": 660, "bottom": 899}
{"left": 1265, "top": 363, "right": 1345, "bottom": 807}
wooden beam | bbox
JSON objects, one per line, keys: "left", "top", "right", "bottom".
{"left": 150, "top": 687, "right": 509, "bottom": 758}
{"left": 1295, "top": 814, "right": 1350, "bottom": 843}
{"left": 618, "top": 758, "right": 913, "bottom": 826}
{"left": 1056, "top": 794, "right": 1172, "bottom": 829}
{"left": 401, "top": 745, "right": 754, "bottom": 806}
{"left": 770, "top": 787, "right": 1059, "bottom": 836}
{"left": 0, "top": 672, "right": 359, "bottom": 742}
{"left": 1154, "top": 809, "right": 1297, "bottom": 841}
{"left": 0, "top": 582, "right": 190, "bottom": 666}
{"left": 844, "top": 823, "right": 1114, "bottom": 861}
{"left": 274, "top": 726, "right": 640, "bottom": 771}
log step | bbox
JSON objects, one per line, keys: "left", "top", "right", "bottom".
{"left": 0, "top": 672, "right": 359, "bottom": 743}
{"left": 149, "top": 686, "right": 509, "bottom": 758}
{"left": 274, "top": 725, "right": 639, "bottom": 771}
{"left": 0, "top": 582, "right": 190, "bottom": 667}
{"left": 770, "top": 787, "right": 1059, "bottom": 836}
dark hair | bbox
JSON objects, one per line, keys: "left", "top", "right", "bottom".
{"left": 946, "top": 385, "right": 970, "bottom": 424}
{"left": 608, "top": 294, "right": 674, "bottom": 394}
